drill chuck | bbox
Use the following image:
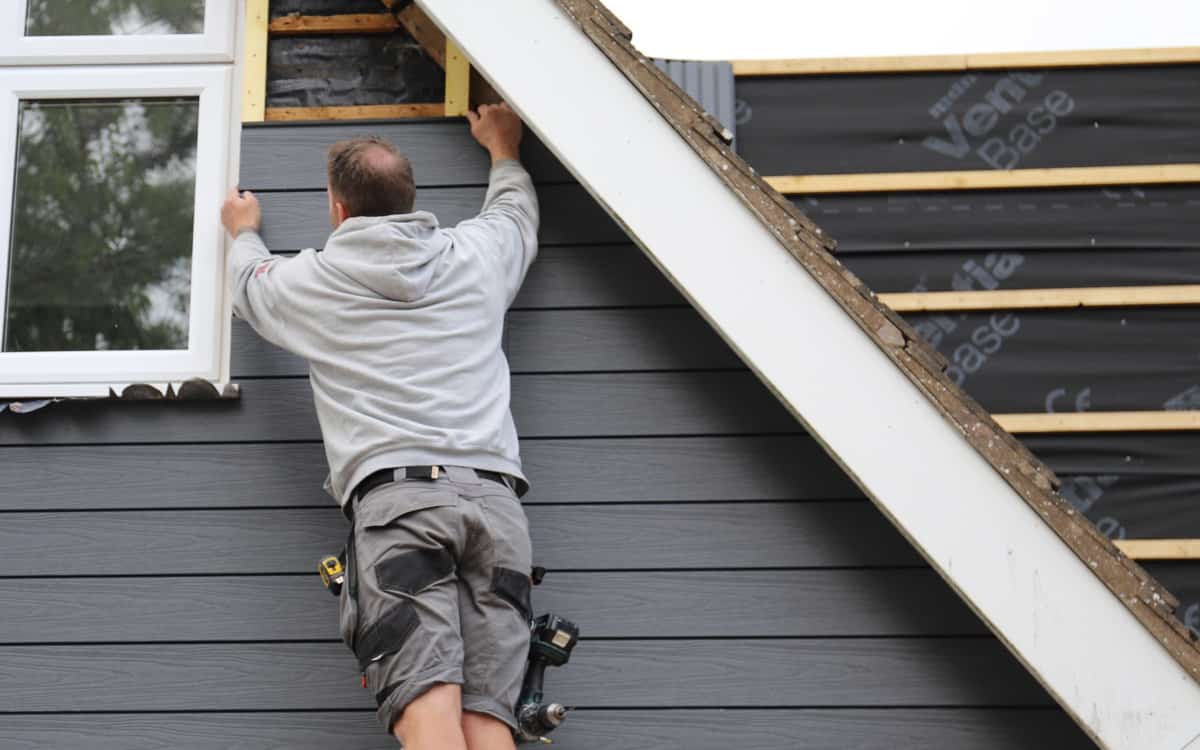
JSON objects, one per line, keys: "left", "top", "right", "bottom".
{"left": 517, "top": 702, "right": 569, "bottom": 738}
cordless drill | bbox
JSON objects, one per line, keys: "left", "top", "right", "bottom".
{"left": 514, "top": 613, "right": 580, "bottom": 744}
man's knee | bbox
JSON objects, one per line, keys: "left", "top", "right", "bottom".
{"left": 392, "top": 682, "right": 464, "bottom": 742}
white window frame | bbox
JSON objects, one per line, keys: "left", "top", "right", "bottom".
{"left": 0, "top": 2, "right": 241, "bottom": 399}
{"left": 0, "top": 0, "right": 235, "bottom": 65}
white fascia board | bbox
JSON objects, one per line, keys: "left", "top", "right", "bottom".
{"left": 417, "top": 1, "right": 1200, "bottom": 748}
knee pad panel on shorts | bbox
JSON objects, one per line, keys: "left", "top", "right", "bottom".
{"left": 355, "top": 601, "right": 420, "bottom": 670}
{"left": 491, "top": 566, "right": 532, "bottom": 621}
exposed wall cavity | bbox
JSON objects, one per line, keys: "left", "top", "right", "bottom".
{"left": 267, "top": 1, "right": 444, "bottom": 109}
{"left": 268, "top": 35, "right": 443, "bottom": 108}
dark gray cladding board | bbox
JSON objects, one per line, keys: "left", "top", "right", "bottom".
{"left": 791, "top": 185, "right": 1200, "bottom": 252}
{"left": 256, "top": 184, "right": 625, "bottom": 249}
{"left": 217, "top": 305, "right": 1200, "bottom": 415}
{"left": 0, "top": 570, "right": 984, "bottom": 642}
{"left": 0, "top": 504, "right": 923, "bottom": 576}
{"left": 240, "top": 122, "right": 574, "bottom": 190}
{"left": 0, "top": 640, "right": 1051, "bottom": 711}
{"left": 737, "top": 65, "right": 1200, "bottom": 174}
{"left": 0, "top": 710, "right": 1092, "bottom": 750}
{"left": 653, "top": 59, "right": 737, "bottom": 148}
{"left": 0, "top": 437, "right": 860, "bottom": 509}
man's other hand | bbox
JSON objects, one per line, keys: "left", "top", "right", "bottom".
{"left": 222, "top": 188, "right": 262, "bottom": 238}
{"left": 466, "top": 102, "right": 523, "bottom": 164}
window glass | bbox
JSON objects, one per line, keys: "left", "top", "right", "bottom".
{"left": 4, "top": 97, "right": 199, "bottom": 352}
{"left": 24, "top": 0, "right": 205, "bottom": 37}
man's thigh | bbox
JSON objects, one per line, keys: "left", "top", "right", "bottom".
{"left": 340, "top": 482, "right": 468, "bottom": 733}
{"left": 452, "top": 478, "right": 533, "bottom": 731}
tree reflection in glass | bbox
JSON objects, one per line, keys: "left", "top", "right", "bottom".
{"left": 4, "top": 98, "right": 199, "bottom": 352}
{"left": 25, "top": 0, "right": 205, "bottom": 36}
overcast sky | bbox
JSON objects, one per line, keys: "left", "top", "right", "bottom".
{"left": 601, "top": 0, "right": 1200, "bottom": 61}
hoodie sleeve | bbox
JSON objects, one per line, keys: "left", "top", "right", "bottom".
{"left": 456, "top": 159, "right": 540, "bottom": 305}
{"left": 227, "top": 229, "right": 293, "bottom": 349}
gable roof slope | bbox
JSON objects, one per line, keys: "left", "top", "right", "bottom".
{"left": 415, "top": 1, "right": 1200, "bottom": 747}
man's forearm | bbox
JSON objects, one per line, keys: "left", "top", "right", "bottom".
{"left": 230, "top": 229, "right": 271, "bottom": 278}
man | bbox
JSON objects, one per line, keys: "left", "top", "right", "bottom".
{"left": 220, "top": 103, "right": 538, "bottom": 750}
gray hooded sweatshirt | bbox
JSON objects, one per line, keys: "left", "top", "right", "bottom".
{"left": 228, "top": 160, "right": 539, "bottom": 508}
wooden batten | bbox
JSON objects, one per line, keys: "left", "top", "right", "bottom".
{"left": 241, "top": 0, "right": 270, "bottom": 123}
{"left": 268, "top": 13, "right": 399, "bottom": 36}
{"left": 733, "top": 46, "right": 1200, "bottom": 76}
{"left": 1116, "top": 540, "right": 1200, "bottom": 561}
{"left": 395, "top": 3, "right": 448, "bottom": 69}
{"left": 766, "top": 164, "right": 1200, "bottom": 195}
{"left": 264, "top": 103, "right": 446, "bottom": 121}
{"left": 996, "top": 411, "right": 1200, "bottom": 434}
{"left": 443, "top": 38, "right": 471, "bottom": 117}
{"left": 880, "top": 285, "right": 1200, "bottom": 313}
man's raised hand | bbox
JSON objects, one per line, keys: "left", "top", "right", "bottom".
{"left": 466, "top": 102, "right": 523, "bottom": 165}
{"left": 221, "top": 188, "right": 262, "bottom": 238}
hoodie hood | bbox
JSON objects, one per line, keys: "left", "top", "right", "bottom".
{"left": 320, "top": 211, "right": 451, "bottom": 302}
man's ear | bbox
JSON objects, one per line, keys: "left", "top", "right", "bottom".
{"left": 333, "top": 198, "right": 349, "bottom": 228}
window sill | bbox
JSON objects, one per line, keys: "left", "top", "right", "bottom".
{"left": 1, "top": 379, "right": 240, "bottom": 414}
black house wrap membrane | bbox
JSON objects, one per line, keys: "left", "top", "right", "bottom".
{"left": 735, "top": 59, "right": 1200, "bottom": 636}
{"left": 270, "top": 0, "right": 384, "bottom": 15}
{"left": 736, "top": 65, "right": 1200, "bottom": 174}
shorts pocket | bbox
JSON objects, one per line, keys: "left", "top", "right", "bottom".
{"left": 377, "top": 547, "right": 456, "bottom": 596}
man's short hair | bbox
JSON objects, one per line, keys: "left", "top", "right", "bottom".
{"left": 327, "top": 136, "right": 416, "bottom": 218}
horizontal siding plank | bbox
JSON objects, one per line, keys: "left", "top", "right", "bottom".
{"left": 259, "top": 244, "right": 682, "bottom": 307}
{"left": 0, "top": 436, "right": 856, "bottom": 510}
{"left": 231, "top": 308, "right": 739, "bottom": 377}
{"left": 0, "top": 502, "right": 920, "bottom": 576}
{"left": 233, "top": 306, "right": 1200, "bottom": 408}
{"left": 0, "top": 373, "right": 799, "bottom": 446}
{"left": 0, "top": 708, "right": 1091, "bottom": 750}
{"left": 0, "top": 639, "right": 1048, "bottom": 711}
{"left": 513, "top": 244, "right": 681, "bottom": 308}
{"left": 0, "top": 569, "right": 981, "bottom": 643}
{"left": 241, "top": 122, "right": 571, "bottom": 189}
{"left": 257, "top": 184, "right": 624, "bottom": 250}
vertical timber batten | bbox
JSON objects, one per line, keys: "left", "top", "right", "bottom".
{"left": 414, "top": 1, "right": 1200, "bottom": 747}
{"left": 444, "top": 38, "right": 471, "bottom": 117}
{"left": 241, "top": 0, "right": 269, "bottom": 123}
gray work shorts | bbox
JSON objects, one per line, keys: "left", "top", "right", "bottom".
{"left": 338, "top": 466, "right": 533, "bottom": 734}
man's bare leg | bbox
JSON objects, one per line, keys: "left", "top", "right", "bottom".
{"left": 392, "top": 683, "right": 468, "bottom": 750}
{"left": 462, "top": 711, "right": 517, "bottom": 750}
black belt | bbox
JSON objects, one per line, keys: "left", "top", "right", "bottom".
{"left": 351, "top": 465, "right": 514, "bottom": 505}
